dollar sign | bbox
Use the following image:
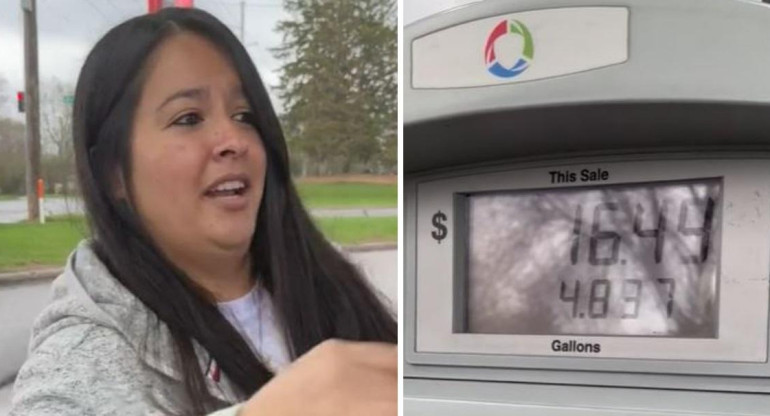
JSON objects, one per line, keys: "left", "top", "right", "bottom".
{"left": 431, "top": 210, "right": 447, "bottom": 243}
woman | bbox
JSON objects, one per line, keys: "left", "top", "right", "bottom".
{"left": 10, "top": 7, "right": 396, "bottom": 416}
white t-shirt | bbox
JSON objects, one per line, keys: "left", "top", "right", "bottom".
{"left": 217, "top": 284, "right": 291, "bottom": 372}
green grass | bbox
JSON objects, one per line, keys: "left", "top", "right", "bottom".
{"left": 0, "top": 216, "right": 88, "bottom": 272}
{"left": 297, "top": 182, "right": 396, "bottom": 208}
{"left": 315, "top": 216, "right": 397, "bottom": 246}
{"left": 0, "top": 194, "right": 73, "bottom": 201}
{"left": 0, "top": 194, "right": 23, "bottom": 201}
{"left": 2, "top": 183, "right": 397, "bottom": 208}
{"left": 0, "top": 215, "right": 395, "bottom": 272}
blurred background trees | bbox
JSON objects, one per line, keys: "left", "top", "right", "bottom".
{"left": 39, "top": 79, "right": 76, "bottom": 195}
{"left": 0, "top": 116, "right": 26, "bottom": 195}
{"left": 0, "top": 75, "right": 27, "bottom": 195}
{"left": 274, "top": 0, "right": 397, "bottom": 175}
{"left": 0, "top": 0, "right": 397, "bottom": 199}
{"left": 0, "top": 74, "right": 75, "bottom": 195}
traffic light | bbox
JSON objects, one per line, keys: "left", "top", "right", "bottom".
{"left": 17, "top": 91, "right": 24, "bottom": 113}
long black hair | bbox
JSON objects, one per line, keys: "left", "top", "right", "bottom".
{"left": 72, "top": 7, "right": 396, "bottom": 414}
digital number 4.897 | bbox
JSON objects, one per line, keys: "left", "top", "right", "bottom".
{"left": 559, "top": 278, "right": 675, "bottom": 319}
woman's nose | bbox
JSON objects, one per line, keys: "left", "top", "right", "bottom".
{"left": 211, "top": 118, "right": 249, "bottom": 160}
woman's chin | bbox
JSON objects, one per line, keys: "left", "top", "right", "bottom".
{"left": 201, "top": 202, "right": 259, "bottom": 246}
{"left": 206, "top": 226, "right": 256, "bottom": 252}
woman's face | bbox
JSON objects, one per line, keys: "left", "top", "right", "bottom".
{"left": 129, "top": 32, "right": 266, "bottom": 265}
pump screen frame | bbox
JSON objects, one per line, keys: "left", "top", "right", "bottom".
{"left": 412, "top": 158, "right": 770, "bottom": 377}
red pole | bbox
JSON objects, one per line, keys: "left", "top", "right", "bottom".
{"left": 148, "top": 0, "right": 193, "bottom": 13}
{"left": 148, "top": 0, "right": 161, "bottom": 13}
{"left": 36, "top": 178, "right": 45, "bottom": 224}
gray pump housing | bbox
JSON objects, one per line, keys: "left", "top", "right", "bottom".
{"left": 404, "top": 0, "right": 770, "bottom": 414}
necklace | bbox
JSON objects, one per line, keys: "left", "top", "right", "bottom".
{"left": 257, "top": 286, "right": 264, "bottom": 353}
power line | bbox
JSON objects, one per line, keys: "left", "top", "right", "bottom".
{"left": 41, "top": 0, "right": 77, "bottom": 27}
{"left": 83, "top": 0, "right": 109, "bottom": 20}
{"left": 197, "top": 0, "right": 239, "bottom": 25}
{"left": 216, "top": 0, "right": 282, "bottom": 8}
{"left": 104, "top": 0, "right": 124, "bottom": 15}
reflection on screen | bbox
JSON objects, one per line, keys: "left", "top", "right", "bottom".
{"left": 465, "top": 179, "right": 721, "bottom": 338}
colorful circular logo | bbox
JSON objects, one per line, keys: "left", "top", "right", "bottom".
{"left": 484, "top": 20, "right": 534, "bottom": 79}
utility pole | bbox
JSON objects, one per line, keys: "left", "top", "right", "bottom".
{"left": 22, "top": 0, "right": 40, "bottom": 222}
{"left": 240, "top": 0, "right": 244, "bottom": 41}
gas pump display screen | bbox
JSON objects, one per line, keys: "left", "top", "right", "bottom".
{"left": 466, "top": 178, "right": 721, "bottom": 338}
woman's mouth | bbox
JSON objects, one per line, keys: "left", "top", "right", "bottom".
{"left": 203, "top": 175, "right": 252, "bottom": 211}
{"left": 204, "top": 179, "right": 248, "bottom": 197}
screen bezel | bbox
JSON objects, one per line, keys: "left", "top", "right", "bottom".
{"left": 455, "top": 177, "right": 723, "bottom": 339}
{"left": 412, "top": 158, "right": 770, "bottom": 376}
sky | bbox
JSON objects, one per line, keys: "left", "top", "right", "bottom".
{"left": 0, "top": 0, "right": 471, "bottom": 121}
{"left": 0, "top": 0, "right": 287, "bottom": 119}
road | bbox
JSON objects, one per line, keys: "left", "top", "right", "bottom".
{"left": 346, "top": 249, "right": 398, "bottom": 312}
{"left": 0, "top": 197, "right": 83, "bottom": 224}
{"left": 0, "top": 280, "right": 53, "bottom": 386}
{"left": 0, "top": 197, "right": 396, "bottom": 223}
{"left": 0, "top": 249, "right": 396, "bottom": 414}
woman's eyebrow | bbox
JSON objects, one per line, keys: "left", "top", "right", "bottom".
{"left": 156, "top": 87, "right": 210, "bottom": 111}
{"left": 228, "top": 84, "right": 247, "bottom": 102}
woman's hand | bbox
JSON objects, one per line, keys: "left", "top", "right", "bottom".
{"left": 239, "top": 339, "right": 397, "bottom": 416}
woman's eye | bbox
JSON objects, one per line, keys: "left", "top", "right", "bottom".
{"left": 172, "top": 113, "right": 203, "bottom": 126}
{"left": 233, "top": 111, "right": 256, "bottom": 126}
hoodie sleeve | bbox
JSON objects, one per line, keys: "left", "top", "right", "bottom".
{"left": 9, "top": 322, "right": 178, "bottom": 416}
{"left": 10, "top": 321, "right": 247, "bottom": 416}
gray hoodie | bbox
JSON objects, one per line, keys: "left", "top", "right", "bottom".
{"left": 10, "top": 241, "right": 246, "bottom": 416}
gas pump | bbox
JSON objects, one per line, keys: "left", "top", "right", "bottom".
{"left": 403, "top": 0, "right": 770, "bottom": 414}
